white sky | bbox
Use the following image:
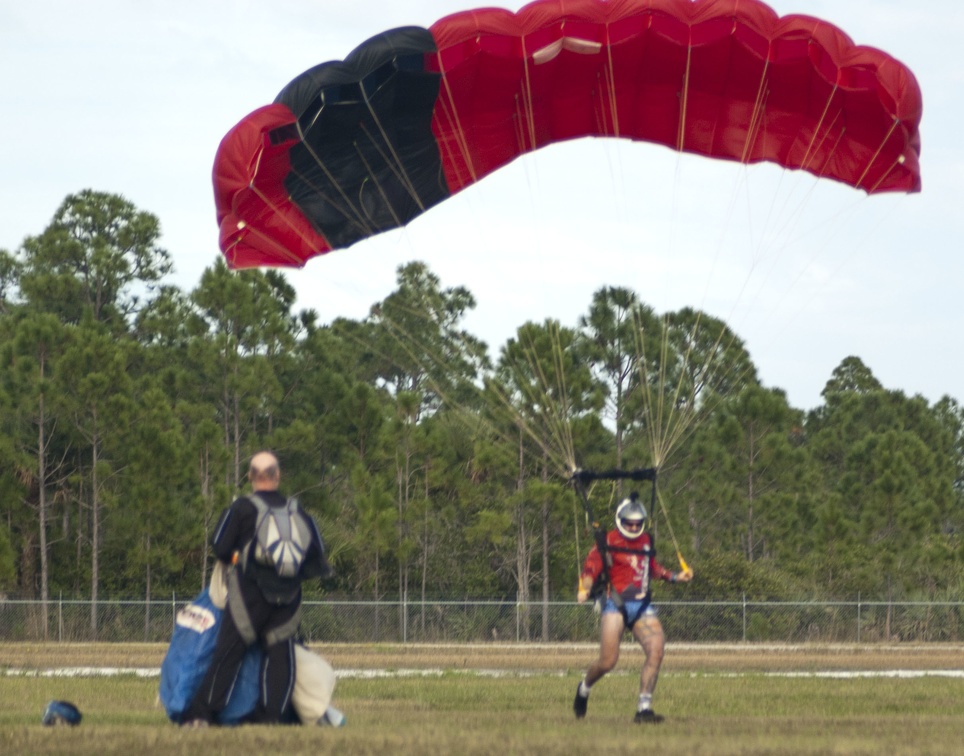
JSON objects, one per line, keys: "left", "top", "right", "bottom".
{"left": 2, "top": 0, "right": 962, "bottom": 411}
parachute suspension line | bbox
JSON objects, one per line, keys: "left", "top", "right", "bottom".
{"left": 591, "top": 73, "right": 608, "bottom": 141}
{"left": 544, "top": 333, "right": 577, "bottom": 471}
{"left": 644, "top": 38, "right": 818, "bottom": 444}
{"left": 226, "top": 222, "right": 299, "bottom": 264}
{"left": 654, "top": 487, "right": 689, "bottom": 574}
{"left": 798, "top": 83, "right": 844, "bottom": 179}
{"left": 692, "top": 146, "right": 793, "bottom": 400}
{"left": 509, "top": 85, "right": 553, "bottom": 269}
{"left": 676, "top": 32, "right": 694, "bottom": 153}
{"left": 731, "top": 88, "right": 855, "bottom": 361}
{"left": 509, "top": 323, "right": 579, "bottom": 472}
{"left": 742, "top": 163, "right": 824, "bottom": 304}
{"left": 739, "top": 58, "right": 778, "bottom": 262}
{"left": 357, "top": 79, "right": 429, "bottom": 212}
{"left": 350, "top": 137, "right": 407, "bottom": 230}
{"left": 637, "top": 271, "right": 719, "bottom": 467}
{"left": 741, "top": 58, "right": 771, "bottom": 165}
{"left": 547, "top": 321, "right": 580, "bottom": 471}
{"left": 660, "top": 29, "right": 770, "bottom": 408}
{"left": 513, "top": 94, "right": 532, "bottom": 168}
{"left": 285, "top": 162, "right": 373, "bottom": 238}
{"left": 520, "top": 34, "right": 539, "bottom": 155}
{"left": 657, "top": 309, "right": 712, "bottom": 466}
{"left": 629, "top": 30, "right": 773, "bottom": 470}
{"left": 289, "top": 125, "right": 375, "bottom": 238}
{"left": 709, "top": 83, "right": 884, "bottom": 411}
{"left": 749, "top": 175, "right": 882, "bottom": 359}
{"left": 627, "top": 308, "right": 690, "bottom": 470}
{"left": 730, "top": 73, "right": 844, "bottom": 340}
{"left": 571, "top": 491, "right": 581, "bottom": 584}
{"left": 653, "top": 316, "right": 676, "bottom": 467}
{"left": 369, "top": 293, "right": 575, "bottom": 476}
{"left": 288, "top": 167, "right": 374, "bottom": 236}
{"left": 860, "top": 119, "right": 903, "bottom": 194}
{"left": 629, "top": 315, "right": 670, "bottom": 467}
{"left": 488, "top": 379, "right": 575, "bottom": 476}
{"left": 491, "top": 385, "right": 575, "bottom": 476}
{"left": 733, "top": 61, "right": 808, "bottom": 310}
{"left": 432, "top": 52, "right": 480, "bottom": 186}
{"left": 239, "top": 147, "right": 326, "bottom": 266}
{"left": 631, "top": 307, "right": 745, "bottom": 471}
{"left": 660, "top": 312, "right": 700, "bottom": 465}
{"left": 703, "top": 45, "right": 778, "bottom": 306}
{"left": 738, "top": 49, "right": 845, "bottom": 289}
{"left": 340, "top": 300, "right": 529, "bottom": 474}
{"left": 222, "top": 216, "right": 303, "bottom": 267}
{"left": 571, "top": 468, "right": 689, "bottom": 574}
{"left": 682, "top": 39, "right": 796, "bottom": 348}
{"left": 356, "top": 123, "right": 424, "bottom": 213}
{"left": 414, "top": 38, "right": 579, "bottom": 478}
{"left": 809, "top": 125, "right": 847, "bottom": 185}
{"left": 602, "top": 21, "right": 619, "bottom": 138}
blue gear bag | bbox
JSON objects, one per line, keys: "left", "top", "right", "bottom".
{"left": 42, "top": 700, "right": 82, "bottom": 726}
{"left": 158, "top": 587, "right": 260, "bottom": 724}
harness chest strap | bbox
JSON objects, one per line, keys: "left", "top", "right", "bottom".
{"left": 595, "top": 537, "right": 656, "bottom": 608}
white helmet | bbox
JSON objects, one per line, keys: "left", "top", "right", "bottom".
{"left": 615, "top": 495, "right": 647, "bottom": 540}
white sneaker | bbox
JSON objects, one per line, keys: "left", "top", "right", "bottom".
{"left": 320, "top": 706, "right": 346, "bottom": 727}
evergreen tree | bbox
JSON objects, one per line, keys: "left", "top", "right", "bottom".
{"left": 57, "top": 322, "right": 134, "bottom": 636}
{"left": 17, "top": 190, "right": 171, "bottom": 328}
{"left": 2, "top": 311, "right": 68, "bottom": 633}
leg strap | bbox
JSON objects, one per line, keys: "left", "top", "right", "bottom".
{"left": 264, "top": 604, "right": 302, "bottom": 648}
{"left": 227, "top": 568, "right": 257, "bottom": 646}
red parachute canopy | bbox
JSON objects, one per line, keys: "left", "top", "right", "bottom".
{"left": 214, "top": 0, "right": 922, "bottom": 270}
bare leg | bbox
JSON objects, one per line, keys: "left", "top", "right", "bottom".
{"left": 574, "top": 610, "right": 626, "bottom": 718}
{"left": 631, "top": 613, "right": 665, "bottom": 697}
{"left": 585, "top": 611, "right": 626, "bottom": 686}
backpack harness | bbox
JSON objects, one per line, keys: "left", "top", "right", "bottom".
{"left": 230, "top": 492, "right": 314, "bottom": 609}
{"left": 241, "top": 493, "right": 313, "bottom": 579}
{"left": 571, "top": 467, "right": 659, "bottom": 629}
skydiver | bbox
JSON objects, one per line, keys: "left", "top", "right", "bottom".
{"left": 182, "top": 451, "right": 332, "bottom": 726}
{"left": 573, "top": 493, "right": 692, "bottom": 723}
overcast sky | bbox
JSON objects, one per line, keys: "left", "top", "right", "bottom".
{"left": 2, "top": 0, "right": 962, "bottom": 411}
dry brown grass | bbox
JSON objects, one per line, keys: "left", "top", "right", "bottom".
{"left": 2, "top": 641, "right": 962, "bottom": 672}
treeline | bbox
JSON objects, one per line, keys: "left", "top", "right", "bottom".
{"left": 1, "top": 190, "right": 962, "bottom": 621}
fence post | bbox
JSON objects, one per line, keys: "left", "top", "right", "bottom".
{"left": 58, "top": 591, "right": 63, "bottom": 643}
{"left": 742, "top": 594, "right": 747, "bottom": 643}
{"left": 857, "top": 593, "right": 861, "bottom": 643}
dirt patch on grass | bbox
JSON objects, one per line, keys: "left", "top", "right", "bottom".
{"left": 2, "top": 642, "right": 962, "bottom": 673}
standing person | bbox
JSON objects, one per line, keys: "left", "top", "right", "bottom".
{"left": 573, "top": 493, "right": 692, "bottom": 724}
{"left": 183, "top": 451, "right": 332, "bottom": 726}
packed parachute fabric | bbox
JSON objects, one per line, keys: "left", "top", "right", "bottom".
{"left": 159, "top": 588, "right": 261, "bottom": 724}
{"left": 213, "top": 0, "right": 923, "bottom": 269}
{"left": 159, "top": 585, "right": 340, "bottom": 725}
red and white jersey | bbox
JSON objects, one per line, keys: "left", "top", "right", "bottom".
{"left": 580, "top": 530, "right": 673, "bottom": 601}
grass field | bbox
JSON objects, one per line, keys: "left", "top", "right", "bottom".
{"left": 1, "top": 642, "right": 962, "bottom": 754}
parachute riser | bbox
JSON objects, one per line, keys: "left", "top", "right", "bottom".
{"left": 570, "top": 467, "right": 659, "bottom": 604}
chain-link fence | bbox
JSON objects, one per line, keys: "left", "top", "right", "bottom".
{"left": 2, "top": 597, "right": 963, "bottom": 644}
